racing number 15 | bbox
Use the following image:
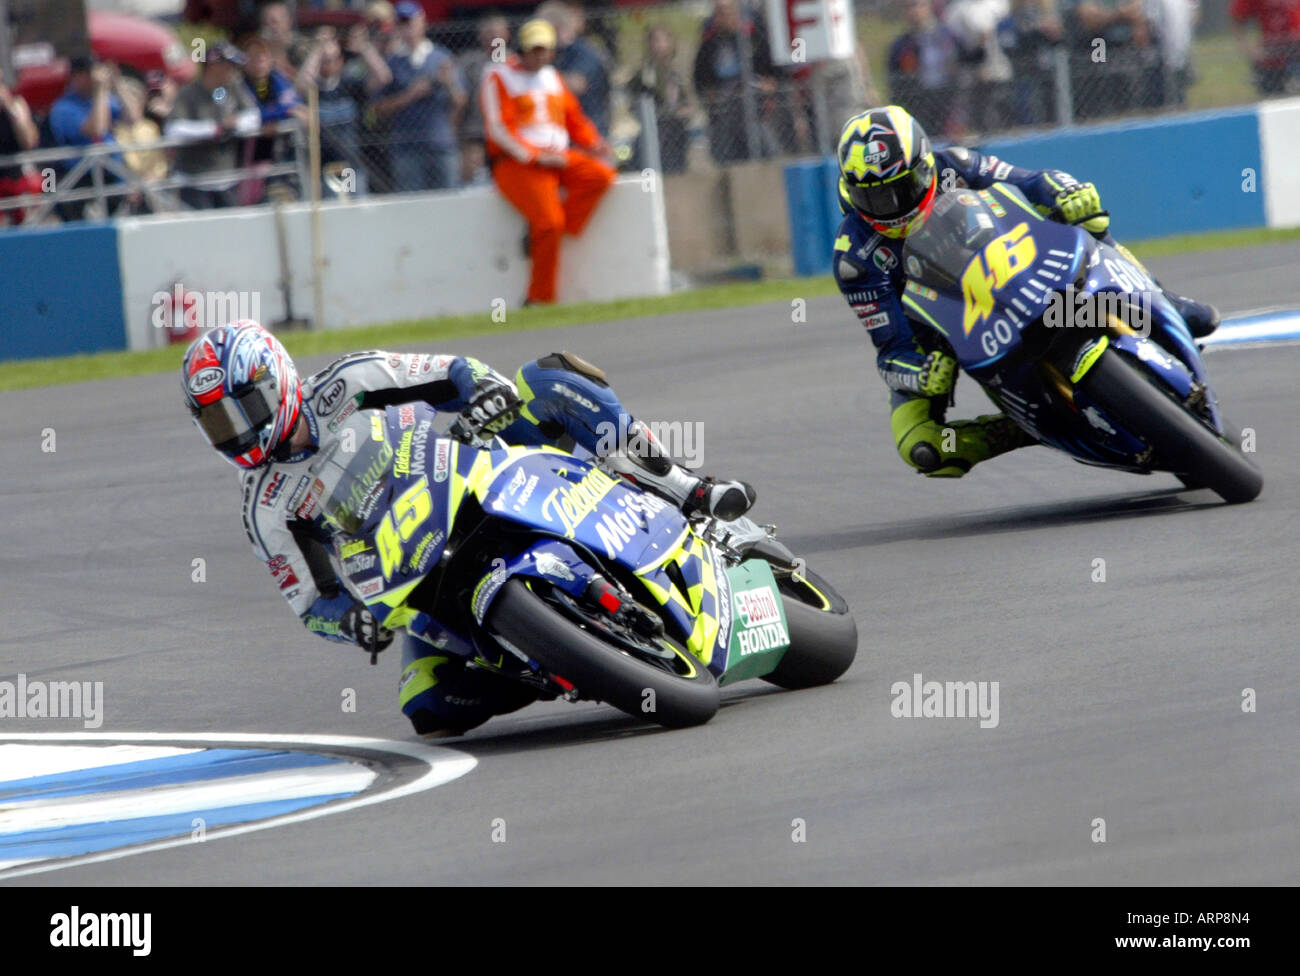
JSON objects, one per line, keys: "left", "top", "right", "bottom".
{"left": 962, "top": 222, "right": 1037, "bottom": 335}
{"left": 375, "top": 476, "right": 432, "bottom": 580}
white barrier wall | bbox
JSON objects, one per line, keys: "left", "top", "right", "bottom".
{"left": 1260, "top": 97, "right": 1300, "bottom": 229}
{"left": 117, "top": 176, "right": 670, "bottom": 351}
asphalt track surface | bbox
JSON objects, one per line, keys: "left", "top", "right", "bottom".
{"left": 2, "top": 245, "right": 1298, "bottom": 885}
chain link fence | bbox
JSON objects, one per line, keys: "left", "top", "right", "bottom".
{"left": 2, "top": 0, "right": 1297, "bottom": 228}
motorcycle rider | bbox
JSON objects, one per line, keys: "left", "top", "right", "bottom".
{"left": 182, "top": 321, "right": 755, "bottom": 735}
{"left": 834, "top": 105, "right": 1221, "bottom": 478}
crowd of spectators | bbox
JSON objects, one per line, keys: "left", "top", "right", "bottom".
{"left": 887, "top": 0, "right": 1207, "bottom": 135}
{"left": 3, "top": 0, "right": 1300, "bottom": 226}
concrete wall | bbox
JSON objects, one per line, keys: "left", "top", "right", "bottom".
{"left": 116, "top": 177, "right": 670, "bottom": 352}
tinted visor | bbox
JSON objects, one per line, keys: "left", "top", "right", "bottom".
{"left": 193, "top": 386, "right": 275, "bottom": 457}
{"left": 848, "top": 156, "right": 935, "bottom": 220}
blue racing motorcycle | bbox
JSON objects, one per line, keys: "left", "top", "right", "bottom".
{"left": 314, "top": 403, "right": 858, "bottom": 730}
{"left": 898, "top": 183, "right": 1262, "bottom": 503}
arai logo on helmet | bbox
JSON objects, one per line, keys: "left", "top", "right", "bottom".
{"left": 188, "top": 366, "right": 225, "bottom": 396}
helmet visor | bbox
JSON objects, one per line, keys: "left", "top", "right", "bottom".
{"left": 847, "top": 155, "right": 935, "bottom": 220}
{"left": 193, "top": 386, "right": 275, "bottom": 457}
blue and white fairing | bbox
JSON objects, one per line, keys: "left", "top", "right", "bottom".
{"left": 899, "top": 183, "right": 1227, "bottom": 468}
{"left": 328, "top": 404, "right": 735, "bottom": 673}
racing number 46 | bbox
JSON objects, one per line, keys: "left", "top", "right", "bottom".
{"left": 375, "top": 477, "right": 432, "bottom": 580}
{"left": 962, "top": 222, "right": 1037, "bottom": 335}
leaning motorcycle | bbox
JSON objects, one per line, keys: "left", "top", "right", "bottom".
{"left": 314, "top": 402, "right": 858, "bottom": 729}
{"left": 897, "top": 183, "right": 1261, "bottom": 504}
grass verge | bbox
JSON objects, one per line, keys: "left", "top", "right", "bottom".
{"left": 4, "top": 223, "right": 1297, "bottom": 394}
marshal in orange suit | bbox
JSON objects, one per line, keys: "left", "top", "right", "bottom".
{"left": 480, "top": 18, "right": 616, "bottom": 305}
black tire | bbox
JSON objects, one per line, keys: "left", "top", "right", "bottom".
{"left": 485, "top": 578, "right": 720, "bottom": 728}
{"left": 1078, "top": 348, "right": 1262, "bottom": 505}
{"left": 759, "top": 563, "right": 858, "bottom": 690}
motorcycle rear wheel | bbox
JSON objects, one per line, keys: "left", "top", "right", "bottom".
{"left": 1078, "top": 348, "right": 1262, "bottom": 504}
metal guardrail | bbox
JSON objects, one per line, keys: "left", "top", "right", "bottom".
{"left": 0, "top": 120, "right": 309, "bottom": 223}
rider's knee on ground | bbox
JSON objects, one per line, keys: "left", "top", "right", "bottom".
{"left": 892, "top": 397, "right": 972, "bottom": 478}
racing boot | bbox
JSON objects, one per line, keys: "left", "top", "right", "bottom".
{"left": 601, "top": 419, "right": 756, "bottom": 520}
{"left": 898, "top": 401, "right": 1036, "bottom": 478}
{"left": 1112, "top": 243, "right": 1219, "bottom": 339}
{"left": 1165, "top": 293, "right": 1220, "bottom": 339}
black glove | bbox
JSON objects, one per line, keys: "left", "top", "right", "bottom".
{"left": 340, "top": 601, "right": 394, "bottom": 662}
{"left": 463, "top": 377, "right": 522, "bottom": 436}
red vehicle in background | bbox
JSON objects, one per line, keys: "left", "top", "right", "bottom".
{"left": 184, "top": 0, "right": 653, "bottom": 34}
{"left": 16, "top": 10, "right": 197, "bottom": 115}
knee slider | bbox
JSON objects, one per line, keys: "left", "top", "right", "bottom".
{"left": 535, "top": 351, "right": 609, "bottom": 387}
{"left": 908, "top": 441, "right": 943, "bottom": 472}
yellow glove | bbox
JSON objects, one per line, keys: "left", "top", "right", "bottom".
{"left": 917, "top": 350, "right": 957, "bottom": 397}
{"left": 1055, "top": 182, "right": 1109, "bottom": 234}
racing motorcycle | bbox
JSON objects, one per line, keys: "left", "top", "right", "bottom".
{"left": 315, "top": 402, "right": 858, "bottom": 729}
{"left": 898, "top": 183, "right": 1262, "bottom": 504}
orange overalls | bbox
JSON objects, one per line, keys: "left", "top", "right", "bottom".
{"left": 480, "top": 56, "right": 616, "bottom": 304}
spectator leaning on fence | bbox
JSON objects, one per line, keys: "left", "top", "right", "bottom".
{"left": 0, "top": 80, "right": 41, "bottom": 224}
{"left": 627, "top": 24, "right": 693, "bottom": 174}
{"left": 1231, "top": 0, "right": 1300, "bottom": 94}
{"left": 481, "top": 18, "right": 615, "bottom": 305}
{"left": 539, "top": 1, "right": 614, "bottom": 138}
{"left": 888, "top": 0, "right": 961, "bottom": 137}
{"left": 165, "top": 44, "right": 261, "bottom": 210}
{"left": 459, "top": 15, "right": 511, "bottom": 186}
{"left": 298, "top": 31, "right": 391, "bottom": 196}
{"left": 48, "top": 57, "right": 139, "bottom": 219}
{"left": 374, "top": 1, "right": 466, "bottom": 192}
{"left": 243, "top": 35, "right": 305, "bottom": 127}
{"left": 242, "top": 33, "right": 305, "bottom": 200}
{"left": 693, "top": 0, "right": 780, "bottom": 164}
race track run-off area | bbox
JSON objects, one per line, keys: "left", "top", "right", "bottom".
{"left": 1, "top": 244, "right": 1297, "bottom": 885}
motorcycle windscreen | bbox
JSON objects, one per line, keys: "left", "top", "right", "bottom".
{"left": 901, "top": 185, "right": 1085, "bottom": 368}
{"left": 316, "top": 423, "right": 396, "bottom": 535}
